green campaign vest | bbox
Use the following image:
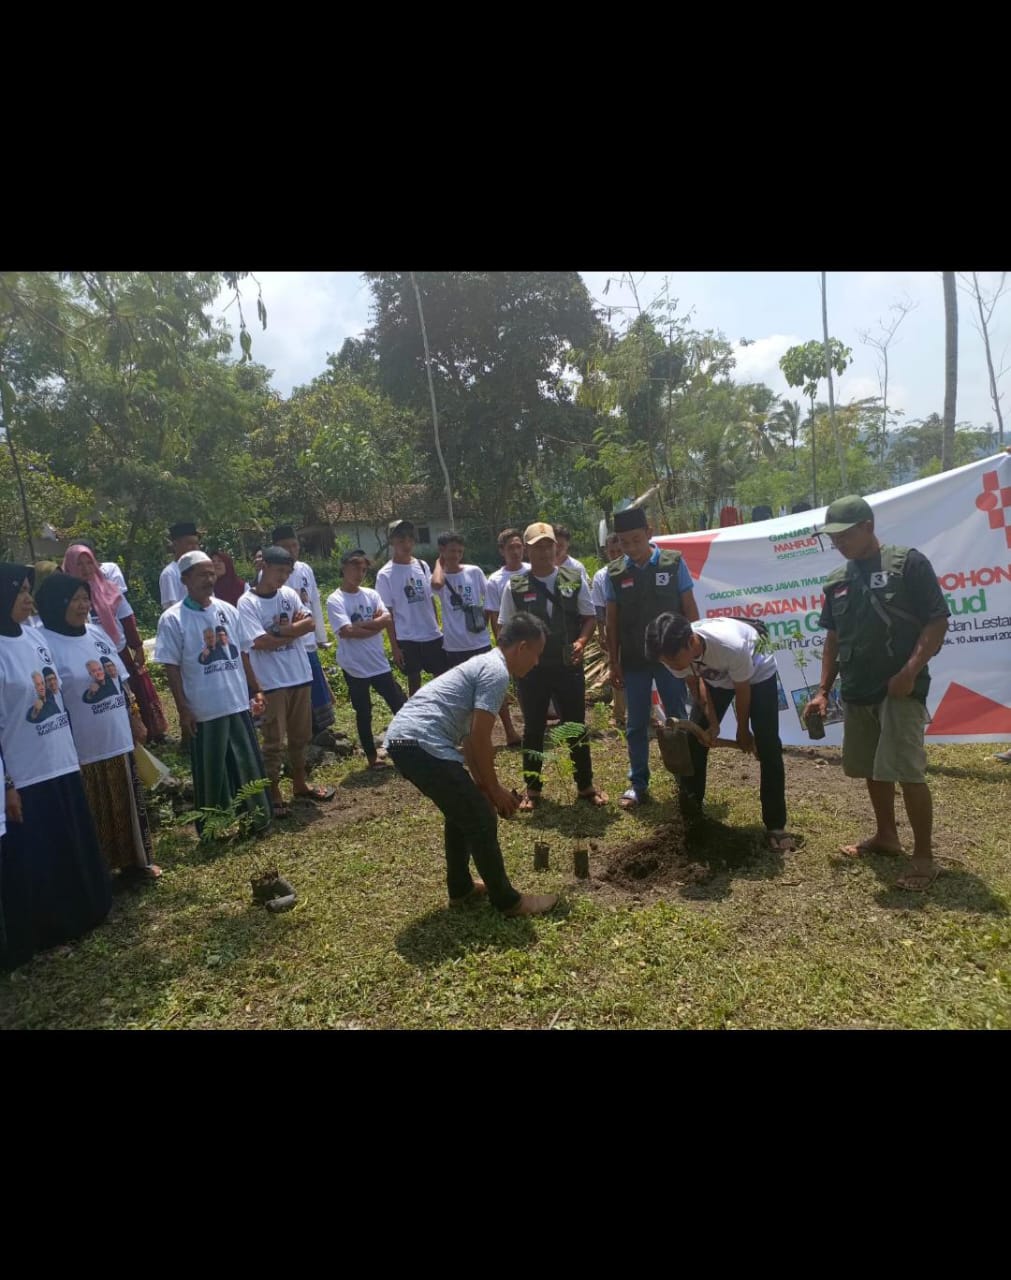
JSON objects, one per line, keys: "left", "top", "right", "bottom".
{"left": 824, "top": 545, "right": 930, "bottom": 703}
{"left": 608, "top": 548, "right": 685, "bottom": 671}
{"left": 507, "top": 567, "right": 584, "bottom": 666}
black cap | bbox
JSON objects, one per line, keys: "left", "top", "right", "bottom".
{"left": 261, "top": 545, "right": 294, "bottom": 567}
{"left": 271, "top": 524, "right": 297, "bottom": 543}
{"left": 169, "top": 521, "right": 197, "bottom": 540}
{"left": 613, "top": 507, "right": 647, "bottom": 533}
{"left": 341, "top": 547, "right": 370, "bottom": 566}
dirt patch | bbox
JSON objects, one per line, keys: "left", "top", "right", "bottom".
{"left": 601, "top": 811, "right": 760, "bottom": 891}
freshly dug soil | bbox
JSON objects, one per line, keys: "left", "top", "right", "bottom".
{"left": 602, "top": 812, "right": 760, "bottom": 890}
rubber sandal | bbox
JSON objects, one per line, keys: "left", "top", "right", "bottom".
{"left": 577, "top": 789, "right": 608, "bottom": 807}
{"left": 294, "top": 786, "right": 335, "bottom": 802}
{"left": 618, "top": 788, "right": 645, "bottom": 810}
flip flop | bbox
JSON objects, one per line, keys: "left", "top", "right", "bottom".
{"left": 272, "top": 802, "right": 291, "bottom": 818}
{"left": 518, "top": 794, "right": 540, "bottom": 812}
{"left": 896, "top": 864, "right": 940, "bottom": 892}
{"left": 839, "top": 839, "right": 904, "bottom": 858}
{"left": 577, "top": 788, "right": 608, "bottom": 807}
{"left": 294, "top": 786, "right": 335, "bottom": 802}
{"left": 766, "top": 830, "right": 798, "bottom": 853}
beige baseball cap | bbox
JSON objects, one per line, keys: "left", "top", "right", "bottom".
{"left": 523, "top": 522, "right": 556, "bottom": 545}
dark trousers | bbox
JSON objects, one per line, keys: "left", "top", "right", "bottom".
{"left": 387, "top": 743, "right": 521, "bottom": 911}
{"left": 344, "top": 670, "right": 407, "bottom": 758}
{"left": 682, "top": 674, "right": 787, "bottom": 830}
{"left": 516, "top": 663, "right": 593, "bottom": 793}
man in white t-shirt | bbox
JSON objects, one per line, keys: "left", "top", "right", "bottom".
{"left": 327, "top": 548, "right": 407, "bottom": 768}
{"left": 590, "top": 530, "right": 625, "bottom": 729}
{"left": 238, "top": 546, "right": 334, "bottom": 816}
{"left": 154, "top": 551, "right": 272, "bottom": 833}
{"left": 553, "top": 524, "right": 591, "bottom": 588}
{"left": 375, "top": 518, "right": 448, "bottom": 696}
{"left": 272, "top": 523, "right": 336, "bottom": 735}
{"left": 484, "top": 528, "right": 530, "bottom": 632}
{"left": 159, "top": 521, "right": 201, "bottom": 608}
{"left": 432, "top": 530, "right": 522, "bottom": 750}
{"left": 484, "top": 527, "right": 529, "bottom": 748}
{"left": 644, "top": 612, "right": 794, "bottom": 853}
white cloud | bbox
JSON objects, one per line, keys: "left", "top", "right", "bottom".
{"left": 731, "top": 334, "right": 803, "bottom": 387}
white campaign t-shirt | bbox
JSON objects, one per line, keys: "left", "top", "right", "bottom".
{"left": 42, "top": 624, "right": 134, "bottom": 766}
{"left": 590, "top": 566, "right": 610, "bottom": 611}
{"left": 327, "top": 587, "right": 391, "bottom": 680}
{"left": 497, "top": 568, "right": 595, "bottom": 625}
{"left": 89, "top": 594, "right": 134, "bottom": 650}
{"left": 485, "top": 562, "right": 530, "bottom": 613}
{"left": 671, "top": 618, "right": 778, "bottom": 690}
{"left": 154, "top": 596, "right": 262, "bottom": 723}
{"left": 435, "top": 565, "right": 490, "bottom": 652}
{"left": 159, "top": 559, "right": 185, "bottom": 607}
{"left": 101, "top": 562, "right": 128, "bottom": 594}
{"left": 0, "top": 630, "right": 81, "bottom": 788}
{"left": 237, "top": 586, "right": 313, "bottom": 692}
{"left": 375, "top": 559, "right": 442, "bottom": 643}
{"left": 289, "top": 560, "right": 327, "bottom": 652}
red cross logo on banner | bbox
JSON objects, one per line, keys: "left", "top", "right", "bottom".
{"left": 976, "top": 470, "right": 1011, "bottom": 548}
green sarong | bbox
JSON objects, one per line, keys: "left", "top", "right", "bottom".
{"left": 189, "top": 710, "right": 272, "bottom": 833}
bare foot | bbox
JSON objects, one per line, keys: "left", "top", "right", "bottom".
{"left": 518, "top": 793, "right": 540, "bottom": 813}
{"left": 503, "top": 892, "right": 559, "bottom": 918}
{"left": 577, "top": 788, "right": 608, "bottom": 807}
{"left": 839, "top": 835, "right": 904, "bottom": 858}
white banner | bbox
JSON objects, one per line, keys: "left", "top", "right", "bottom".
{"left": 653, "top": 452, "right": 1011, "bottom": 745}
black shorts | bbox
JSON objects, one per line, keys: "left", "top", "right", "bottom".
{"left": 399, "top": 637, "right": 448, "bottom": 678}
{"left": 443, "top": 645, "right": 492, "bottom": 669}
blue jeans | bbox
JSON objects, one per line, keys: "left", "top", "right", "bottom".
{"left": 623, "top": 664, "right": 687, "bottom": 797}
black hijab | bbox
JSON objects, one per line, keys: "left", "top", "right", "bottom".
{"left": 0, "top": 563, "right": 35, "bottom": 638}
{"left": 36, "top": 572, "right": 91, "bottom": 637}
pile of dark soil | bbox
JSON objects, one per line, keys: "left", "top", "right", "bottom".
{"left": 602, "top": 813, "right": 760, "bottom": 890}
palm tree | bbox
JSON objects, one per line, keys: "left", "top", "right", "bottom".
{"left": 770, "top": 399, "right": 803, "bottom": 468}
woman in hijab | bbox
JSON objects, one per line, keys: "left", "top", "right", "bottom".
{"left": 0, "top": 564, "right": 111, "bottom": 969}
{"left": 37, "top": 573, "right": 160, "bottom": 883}
{"left": 62, "top": 544, "right": 168, "bottom": 744}
{"left": 209, "top": 549, "right": 247, "bottom": 608}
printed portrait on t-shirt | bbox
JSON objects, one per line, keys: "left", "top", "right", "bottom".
{"left": 197, "top": 627, "right": 217, "bottom": 665}
{"left": 102, "top": 658, "right": 123, "bottom": 695}
{"left": 27, "top": 666, "right": 65, "bottom": 721}
{"left": 213, "top": 626, "right": 239, "bottom": 660}
{"left": 403, "top": 574, "right": 426, "bottom": 603}
{"left": 83, "top": 658, "right": 119, "bottom": 704}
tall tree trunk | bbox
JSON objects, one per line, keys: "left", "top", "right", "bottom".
{"left": 122, "top": 484, "right": 152, "bottom": 580}
{"left": 2, "top": 417, "right": 36, "bottom": 562}
{"left": 973, "top": 271, "right": 1006, "bottom": 447}
{"left": 821, "top": 271, "right": 846, "bottom": 488}
{"left": 409, "top": 272, "right": 454, "bottom": 529}
{"left": 809, "top": 393, "right": 818, "bottom": 507}
{"left": 942, "top": 271, "right": 958, "bottom": 470}
{"left": 880, "top": 345, "right": 889, "bottom": 463}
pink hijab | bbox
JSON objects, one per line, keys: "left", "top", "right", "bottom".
{"left": 62, "top": 544, "right": 122, "bottom": 644}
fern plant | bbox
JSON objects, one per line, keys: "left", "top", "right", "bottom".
{"left": 522, "top": 720, "right": 589, "bottom": 786}
{"left": 177, "top": 776, "right": 272, "bottom": 844}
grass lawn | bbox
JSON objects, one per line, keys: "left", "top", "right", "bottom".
{"left": 2, "top": 689, "right": 1010, "bottom": 1030}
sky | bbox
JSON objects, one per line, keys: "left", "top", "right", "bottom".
{"left": 213, "top": 271, "right": 1009, "bottom": 433}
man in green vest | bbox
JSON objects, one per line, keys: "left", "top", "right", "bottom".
{"left": 497, "top": 522, "right": 607, "bottom": 811}
{"left": 805, "top": 495, "right": 950, "bottom": 891}
{"left": 606, "top": 507, "right": 700, "bottom": 810}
